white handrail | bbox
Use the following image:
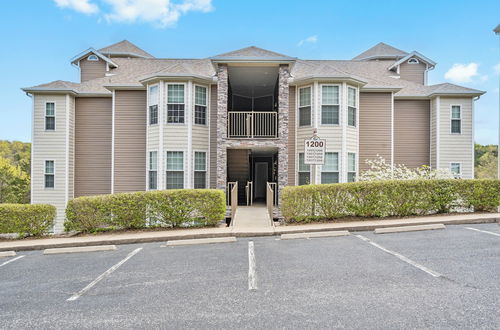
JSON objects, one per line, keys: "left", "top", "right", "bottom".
{"left": 228, "top": 111, "right": 278, "bottom": 138}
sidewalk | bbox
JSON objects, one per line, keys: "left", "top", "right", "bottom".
{"left": 1, "top": 213, "right": 498, "bottom": 252}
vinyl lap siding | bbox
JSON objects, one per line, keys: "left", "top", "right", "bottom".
{"left": 80, "top": 58, "right": 106, "bottom": 82}
{"left": 68, "top": 96, "right": 75, "bottom": 200}
{"left": 287, "top": 86, "right": 296, "bottom": 185}
{"left": 439, "top": 97, "right": 473, "bottom": 178}
{"left": 359, "top": 92, "right": 392, "bottom": 172}
{"left": 114, "top": 90, "right": 147, "bottom": 192}
{"left": 394, "top": 100, "right": 430, "bottom": 167}
{"left": 399, "top": 62, "right": 426, "bottom": 84}
{"left": 74, "top": 97, "right": 112, "bottom": 196}
{"left": 209, "top": 85, "right": 217, "bottom": 188}
{"left": 430, "top": 98, "right": 437, "bottom": 168}
{"left": 32, "top": 94, "right": 68, "bottom": 232}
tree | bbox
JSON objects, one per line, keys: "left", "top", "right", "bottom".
{"left": 0, "top": 157, "right": 30, "bottom": 203}
{"left": 474, "top": 144, "right": 498, "bottom": 179}
{"left": 359, "top": 156, "right": 454, "bottom": 181}
{"left": 0, "top": 140, "right": 31, "bottom": 174}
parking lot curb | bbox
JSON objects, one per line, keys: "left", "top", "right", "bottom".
{"left": 281, "top": 230, "right": 350, "bottom": 240}
{"left": 43, "top": 245, "right": 117, "bottom": 255}
{"left": 0, "top": 251, "right": 16, "bottom": 258}
{"left": 0, "top": 213, "right": 498, "bottom": 252}
{"left": 161, "top": 237, "right": 237, "bottom": 246}
{"left": 374, "top": 224, "right": 445, "bottom": 234}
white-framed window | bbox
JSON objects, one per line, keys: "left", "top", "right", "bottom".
{"left": 450, "top": 162, "right": 461, "bottom": 178}
{"left": 44, "top": 160, "right": 55, "bottom": 188}
{"left": 321, "top": 85, "right": 340, "bottom": 125}
{"left": 298, "top": 153, "right": 311, "bottom": 185}
{"left": 451, "top": 105, "right": 461, "bottom": 134}
{"left": 167, "top": 84, "right": 185, "bottom": 124}
{"left": 166, "top": 151, "right": 184, "bottom": 189}
{"left": 194, "top": 151, "right": 207, "bottom": 189}
{"left": 45, "top": 102, "right": 55, "bottom": 130}
{"left": 87, "top": 54, "right": 99, "bottom": 61}
{"left": 347, "top": 153, "right": 356, "bottom": 182}
{"left": 347, "top": 87, "right": 357, "bottom": 127}
{"left": 148, "top": 151, "right": 158, "bottom": 190}
{"left": 321, "top": 152, "right": 339, "bottom": 184}
{"left": 298, "top": 86, "right": 312, "bottom": 127}
{"left": 194, "top": 85, "right": 207, "bottom": 125}
{"left": 148, "top": 85, "right": 159, "bottom": 125}
{"left": 408, "top": 58, "right": 419, "bottom": 64}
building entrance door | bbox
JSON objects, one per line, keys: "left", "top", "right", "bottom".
{"left": 254, "top": 162, "right": 268, "bottom": 200}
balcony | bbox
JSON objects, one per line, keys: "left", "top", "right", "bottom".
{"left": 228, "top": 111, "right": 278, "bottom": 139}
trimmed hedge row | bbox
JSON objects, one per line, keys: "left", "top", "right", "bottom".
{"left": 281, "top": 179, "right": 500, "bottom": 222}
{"left": 65, "top": 189, "right": 226, "bottom": 233}
{"left": 0, "top": 204, "right": 56, "bottom": 236}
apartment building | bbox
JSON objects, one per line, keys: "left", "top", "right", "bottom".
{"left": 23, "top": 40, "right": 484, "bottom": 231}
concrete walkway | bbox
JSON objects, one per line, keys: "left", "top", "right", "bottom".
{"left": 232, "top": 205, "right": 272, "bottom": 228}
{"left": 0, "top": 213, "right": 498, "bottom": 252}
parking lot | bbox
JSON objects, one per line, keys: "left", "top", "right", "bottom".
{"left": 1, "top": 223, "right": 499, "bottom": 329}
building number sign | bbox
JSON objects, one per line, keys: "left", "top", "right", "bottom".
{"left": 304, "top": 132, "right": 326, "bottom": 165}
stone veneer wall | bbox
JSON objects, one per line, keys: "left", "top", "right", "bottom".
{"left": 216, "top": 64, "right": 291, "bottom": 204}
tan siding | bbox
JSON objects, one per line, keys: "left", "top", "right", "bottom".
{"left": 359, "top": 92, "right": 392, "bottom": 171}
{"left": 439, "top": 97, "right": 473, "bottom": 178}
{"left": 430, "top": 98, "right": 436, "bottom": 168}
{"left": 287, "top": 86, "right": 296, "bottom": 185}
{"left": 68, "top": 96, "right": 75, "bottom": 200}
{"left": 32, "top": 94, "right": 68, "bottom": 232}
{"left": 394, "top": 100, "right": 430, "bottom": 167}
{"left": 114, "top": 90, "right": 147, "bottom": 192}
{"left": 74, "top": 97, "right": 112, "bottom": 197}
{"left": 399, "top": 62, "right": 426, "bottom": 84}
{"left": 80, "top": 58, "right": 106, "bottom": 82}
{"left": 209, "top": 85, "right": 217, "bottom": 188}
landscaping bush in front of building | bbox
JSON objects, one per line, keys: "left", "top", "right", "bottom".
{"left": 0, "top": 203, "right": 56, "bottom": 236}
{"left": 281, "top": 179, "right": 500, "bottom": 222}
{"left": 65, "top": 189, "right": 226, "bottom": 233}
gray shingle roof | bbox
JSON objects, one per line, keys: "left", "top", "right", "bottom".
{"left": 352, "top": 42, "right": 408, "bottom": 60}
{"left": 210, "top": 46, "right": 295, "bottom": 61}
{"left": 99, "top": 40, "right": 154, "bottom": 58}
{"left": 24, "top": 46, "right": 485, "bottom": 98}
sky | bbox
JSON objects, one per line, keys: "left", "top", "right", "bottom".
{"left": 0, "top": 0, "right": 499, "bottom": 145}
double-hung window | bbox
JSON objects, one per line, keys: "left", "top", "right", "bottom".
{"left": 148, "top": 85, "right": 159, "bottom": 125}
{"left": 450, "top": 162, "right": 461, "bottom": 178}
{"left": 148, "top": 151, "right": 158, "bottom": 190}
{"left": 299, "top": 87, "right": 312, "bottom": 127}
{"left": 347, "top": 153, "right": 356, "bottom": 182}
{"left": 45, "top": 102, "right": 55, "bottom": 130}
{"left": 348, "top": 87, "right": 357, "bottom": 127}
{"left": 194, "top": 86, "right": 207, "bottom": 125}
{"left": 321, "top": 152, "right": 339, "bottom": 183}
{"left": 194, "top": 152, "right": 207, "bottom": 189}
{"left": 166, "top": 151, "right": 184, "bottom": 189}
{"left": 44, "top": 160, "right": 55, "bottom": 188}
{"left": 321, "top": 85, "right": 339, "bottom": 125}
{"left": 167, "top": 84, "right": 185, "bottom": 124}
{"left": 451, "top": 105, "right": 461, "bottom": 134}
{"left": 298, "top": 153, "right": 311, "bottom": 185}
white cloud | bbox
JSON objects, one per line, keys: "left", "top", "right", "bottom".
{"left": 298, "top": 35, "right": 318, "bottom": 47}
{"left": 53, "top": 0, "right": 213, "bottom": 27}
{"left": 444, "top": 63, "right": 480, "bottom": 83}
{"left": 494, "top": 63, "right": 500, "bottom": 75}
{"left": 54, "top": 0, "right": 99, "bottom": 14}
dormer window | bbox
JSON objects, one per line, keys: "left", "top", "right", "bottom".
{"left": 87, "top": 54, "right": 98, "bottom": 61}
{"left": 408, "top": 58, "right": 419, "bottom": 64}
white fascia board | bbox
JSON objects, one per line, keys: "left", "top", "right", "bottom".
{"left": 70, "top": 48, "right": 117, "bottom": 68}
{"left": 388, "top": 51, "right": 436, "bottom": 70}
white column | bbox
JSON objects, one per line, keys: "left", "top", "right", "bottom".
{"left": 158, "top": 81, "right": 165, "bottom": 189}
{"left": 341, "top": 82, "right": 347, "bottom": 182}
{"left": 186, "top": 80, "right": 193, "bottom": 188}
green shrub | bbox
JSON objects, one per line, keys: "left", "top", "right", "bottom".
{"left": 281, "top": 179, "right": 500, "bottom": 222}
{"left": 0, "top": 203, "right": 56, "bottom": 236}
{"left": 65, "top": 189, "right": 226, "bottom": 233}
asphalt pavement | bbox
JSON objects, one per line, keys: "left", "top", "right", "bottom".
{"left": 0, "top": 224, "right": 499, "bottom": 329}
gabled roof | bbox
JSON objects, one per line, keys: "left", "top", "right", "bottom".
{"left": 210, "top": 46, "right": 296, "bottom": 62}
{"left": 70, "top": 48, "right": 118, "bottom": 68}
{"left": 352, "top": 42, "right": 408, "bottom": 61}
{"left": 98, "top": 40, "right": 154, "bottom": 58}
{"left": 388, "top": 51, "right": 436, "bottom": 70}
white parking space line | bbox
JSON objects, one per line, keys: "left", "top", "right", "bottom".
{"left": 354, "top": 235, "right": 442, "bottom": 278}
{"left": 248, "top": 241, "right": 257, "bottom": 291}
{"left": 0, "top": 255, "right": 25, "bottom": 268}
{"left": 67, "top": 247, "right": 143, "bottom": 302}
{"left": 465, "top": 227, "right": 500, "bottom": 237}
